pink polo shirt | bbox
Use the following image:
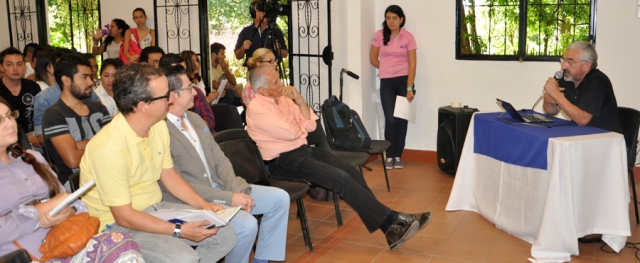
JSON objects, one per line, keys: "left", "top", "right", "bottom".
{"left": 246, "top": 94, "right": 318, "bottom": 160}
{"left": 371, "top": 28, "right": 417, "bottom": 79}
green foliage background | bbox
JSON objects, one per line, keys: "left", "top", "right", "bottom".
{"left": 459, "top": 0, "right": 591, "bottom": 57}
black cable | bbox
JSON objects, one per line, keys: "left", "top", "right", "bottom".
{"left": 599, "top": 241, "right": 640, "bottom": 261}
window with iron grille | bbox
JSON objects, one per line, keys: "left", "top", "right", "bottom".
{"left": 456, "top": 0, "right": 596, "bottom": 61}
{"left": 48, "top": 0, "right": 101, "bottom": 53}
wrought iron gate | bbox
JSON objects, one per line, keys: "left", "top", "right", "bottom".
{"left": 6, "top": 0, "right": 45, "bottom": 50}
{"left": 289, "top": 0, "right": 332, "bottom": 113}
{"left": 154, "top": 0, "right": 210, "bottom": 89}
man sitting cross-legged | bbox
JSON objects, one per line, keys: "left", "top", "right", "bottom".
{"left": 160, "top": 65, "right": 289, "bottom": 263}
{"left": 246, "top": 65, "right": 432, "bottom": 250}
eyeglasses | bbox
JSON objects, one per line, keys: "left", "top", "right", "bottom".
{"left": 174, "top": 85, "right": 194, "bottom": 94}
{"left": 559, "top": 58, "right": 583, "bottom": 67}
{"left": 0, "top": 110, "right": 19, "bottom": 125}
{"left": 259, "top": 59, "right": 277, "bottom": 65}
{"left": 143, "top": 91, "right": 170, "bottom": 103}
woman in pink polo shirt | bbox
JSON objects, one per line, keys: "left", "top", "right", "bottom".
{"left": 370, "top": 5, "right": 416, "bottom": 170}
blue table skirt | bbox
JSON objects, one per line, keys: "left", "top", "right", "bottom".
{"left": 473, "top": 111, "right": 609, "bottom": 170}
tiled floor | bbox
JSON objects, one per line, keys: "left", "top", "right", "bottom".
{"left": 279, "top": 161, "right": 640, "bottom": 263}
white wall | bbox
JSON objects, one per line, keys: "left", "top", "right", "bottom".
{"left": 0, "top": 3, "right": 10, "bottom": 50}
{"left": 336, "top": 1, "right": 640, "bottom": 152}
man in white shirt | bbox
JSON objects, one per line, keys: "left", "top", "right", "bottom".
{"left": 210, "top": 43, "right": 243, "bottom": 106}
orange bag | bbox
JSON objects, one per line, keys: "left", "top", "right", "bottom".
{"left": 38, "top": 212, "right": 100, "bottom": 261}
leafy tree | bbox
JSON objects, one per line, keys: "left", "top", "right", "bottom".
{"left": 48, "top": 0, "right": 100, "bottom": 53}
{"left": 459, "top": 0, "right": 592, "bottom": 59}
{"left": 208, "top": 0, "right": 290, "bottom": 82}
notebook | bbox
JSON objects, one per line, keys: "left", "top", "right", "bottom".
{"left": 496, "top": 98, "right": 553, "bottom": 123}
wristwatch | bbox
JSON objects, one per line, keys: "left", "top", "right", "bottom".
{"left": 171, "top": 224, "right": 182, "bottom": 238}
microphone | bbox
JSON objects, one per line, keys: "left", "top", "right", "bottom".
{"left": 341, "top": 68, "right": 360, "bottom": 80}
{"left": 531, "top": 71, "right": 563, "bottom": 116}
{"left": 541, "top": 71, "right": 564, "bottom": 96}
{"left": 553, "top": 70, "right": 563, "bottom": 81}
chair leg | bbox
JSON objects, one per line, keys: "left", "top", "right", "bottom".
{"left": 630, "top": 169, "right": 639, "bottom": 224}
{"left": 362, "top": 165, "right": 373, "bottom": 171}
{"left": 333, "top": 192, "right": 343, "bottom": 227}
{"left": 380, "top": 153, "right": 390, "bottom": 192}
{"left": 296, "top": 198, "right": 314, "bottom": 252}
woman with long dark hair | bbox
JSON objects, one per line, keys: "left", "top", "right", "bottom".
{"left": 122, "top": 8, "right": 155, "bottom": 63}
{"left": 95, "top": 59, "right": 124, "bottom": 116}
{"left": 369, "top": 5, "right": 416, "bottom": 170}
{"left": 92, "top": 19, "right": 130, "bottom": 59}
{"left": 34, "top": 48, "right": 56, "bottom": 90}
{"left": 0, "top": 98, "right": 145, "bottom": 262}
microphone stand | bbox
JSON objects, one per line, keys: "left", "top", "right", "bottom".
{"left": 339, "top": 69, "right": 359, "bottom": 102}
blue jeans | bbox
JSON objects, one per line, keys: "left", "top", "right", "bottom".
{"left": 380, "top": 76, "right": 409, "bottom": 158}
{"left": 109, "top": 202, "right": 237, "bottom": 263}
{"left": 270, "top": 145, "right": 392, "bottom": 232}
{"left": 225, "top": 184, "right": 289, "bottom": 263}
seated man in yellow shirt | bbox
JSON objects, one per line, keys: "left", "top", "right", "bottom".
{"left": 80, "top": 63, "right": 236, "bottom": 263}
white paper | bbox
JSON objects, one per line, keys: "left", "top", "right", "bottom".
{"left": 393, "top": 95, "right": 417, "bottom": 123}
{"left": 210, "top": 79, "right": 227, "bottom": 105}
{"left": 49, "top": 179, "right": 95, "bottom": 216}
{"left": 149, "top": 207, "right": 241, "bottom": 228}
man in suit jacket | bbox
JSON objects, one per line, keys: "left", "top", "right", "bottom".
{"left": 160, "top": 65, "right": 289, "bottom": 263}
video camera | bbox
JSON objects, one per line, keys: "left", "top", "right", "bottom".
{"left": 255, "top": 0, "right": 287, "bottom": 25}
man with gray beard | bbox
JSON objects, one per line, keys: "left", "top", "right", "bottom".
{"left": 543, "top": 41, "right": 622, "bottom": 133}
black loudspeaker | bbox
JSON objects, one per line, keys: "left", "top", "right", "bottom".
{"left": 437, "top": 106, "right": 478, "bottom": 175}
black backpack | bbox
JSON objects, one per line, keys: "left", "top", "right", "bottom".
{"left": 321, "top": 96, "right": 371, "bottom": 150}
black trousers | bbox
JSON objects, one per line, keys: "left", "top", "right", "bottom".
{"left": 270, "top": 145, "right": 392, "bottom": 232}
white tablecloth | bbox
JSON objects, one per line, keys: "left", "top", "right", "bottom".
{"left": 446, "top": 114, "right": 631, "bottom": 262}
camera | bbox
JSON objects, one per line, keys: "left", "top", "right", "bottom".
{"left": 255, "top": 0, "right": 288, "bottom": 25}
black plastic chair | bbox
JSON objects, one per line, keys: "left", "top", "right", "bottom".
{"left": 16, "top": 126, "right": 32, "bottom": 150}
{"left": 307, "top": 119, "right": 370, "bottom": 227}
{"left": 210, "top": 103, "right": 244, "bottom": 132}
{"left": 0, "top": 249, "right": 30, "bottom": 263}
{"left": 214, "top": 129, "right": 314, "bottom": 251}
{"left": 618, "top": 107, "right": 640, "bottom": 224}
{"left": 321, "top": 116, "right": 392, "bottom": 191}
{"left": 68, "top": 171, "right": 80, "bottom": 192}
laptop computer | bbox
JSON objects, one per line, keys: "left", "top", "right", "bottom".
{"left": 496, "top": 98, "right": 553, "bottom": 123}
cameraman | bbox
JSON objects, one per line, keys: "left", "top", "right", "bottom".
{"left": 234, "top": 0, "right": 288, "bottom": 67}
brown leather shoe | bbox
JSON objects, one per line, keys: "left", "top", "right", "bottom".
{"left": 409, "top": 211, "right": 432, "bottom": 230}
{"left": 385, "top": 213, "right": 420, "bottom": 250}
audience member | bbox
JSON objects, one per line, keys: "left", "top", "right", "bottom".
{"left": 80, "top": 63, "right": 236, "bottom": 262}
{"left": 180, "top": 50, "right": 207, "bottom": 94}
{"left": 42, "top": 54, "right": 111, "bottom": 185}
{"left": 32, "top": 49, "right": 100, "bottom": 147}
{"left": 81, "top": 53, "right": 98, "bottom": 83}
{"left": 0, "top": 47, "right": 41, "bottom": 147}
{"left": 33, "top": 48, "right": 57, "bottom": 90}
{"left": 235, "top": 1, "right": 288, "bottom": 66}
{"left": 123, "top": 8, "right": 155, "bottom": 63}
{"left": 22, "top": 43, "right": 39, "bottom": 80}
{"left": 0, "top": 97, "right": 145, "bottom": 262}
{"left": 209, "top": 43, "right": 244, "bottom": 106}
{"left": 139, "top": 46, "right": 165, "bottom": 68}
{"left": 95, "top": 58, "right": 124, "bottom": 116}
{"left": 242, "top": 48, "right": 276, "bottom": 106}
{"left": 92, "top": 18, "right": 129, "bottom": 59}
{"left": 160, "top": 53, "right": 216, "bottom": 134}
{"left": 543, "top": 41, "right": 622, "bottom": 133}
{"left": 247, "top": 65, "right": 432, "bottom": 250}
{"left": 161, "top": 65, "right": 289, "bottom": 263}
